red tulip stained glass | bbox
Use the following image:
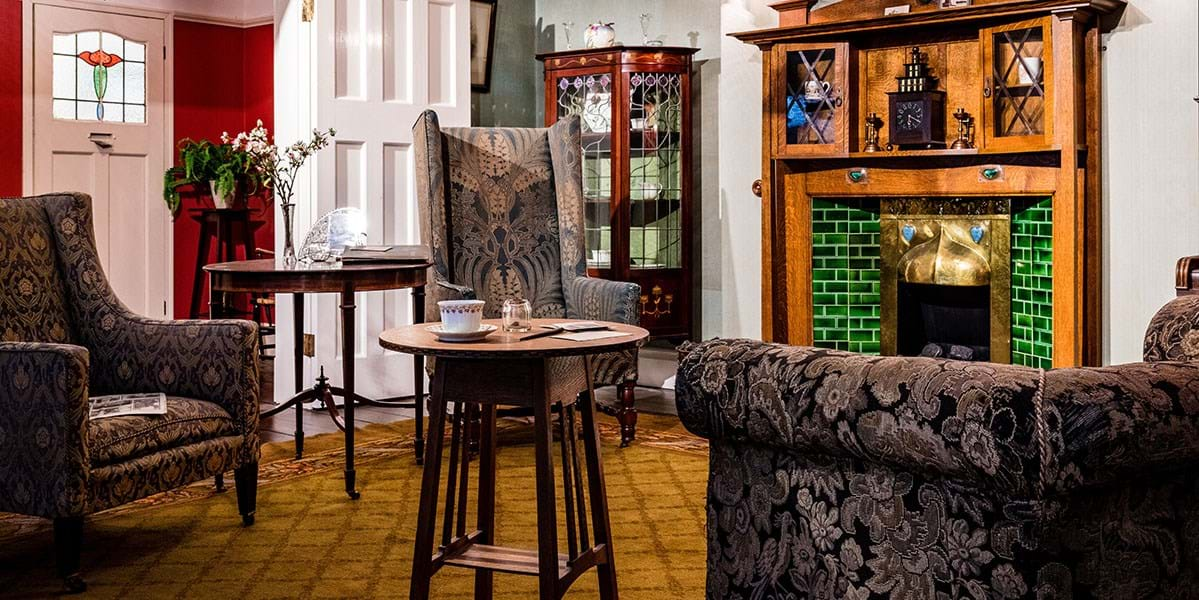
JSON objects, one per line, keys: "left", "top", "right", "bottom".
{"left": 52, "top": 32, "right": 146, "bottom": 123}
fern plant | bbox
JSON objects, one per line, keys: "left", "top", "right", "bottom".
{"left": 162, "top": 139, "right": 261, "bottom": 217}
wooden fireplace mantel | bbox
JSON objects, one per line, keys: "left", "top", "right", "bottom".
{"left": 736, "top": 0, "right": 1125, "bottom": 367}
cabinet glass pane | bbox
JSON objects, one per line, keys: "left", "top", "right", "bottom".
{"left": 557, "top": 74, "right": 613, "bottom": 269}
{"left": 628, "top": 72, "right": 682, "bottom": 271}
{"left": 784, "top": 48, "right": 839, "bottom": 146}
{"left": 52, "top": 31, "right": 146, "bottom": 123}
{"left": 991, "top": 27, "right": 1045, "bottom": 138}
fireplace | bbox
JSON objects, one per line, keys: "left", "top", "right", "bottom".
{"left": 881, "top": 199, "right": 1011, "bottom": 362}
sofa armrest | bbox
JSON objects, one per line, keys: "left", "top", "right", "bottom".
{"left": 0, "top": 342, "right": 91, "bottom": 518}
{"left": 1044, "top": 361, "right": 1199, "bottom": 494}
{"left": 676, "top": 339, "right": 1047, "bottom": 496}
{"left": 1143, "top": 295, "right": 1199, "bottom": 362}
{"left": 86, "top": 315, "right": 260, "bottom": 439}
{"left": 565, "top": 277, "right": 641, "bottom": 325}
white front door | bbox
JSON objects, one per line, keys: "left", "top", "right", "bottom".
{"left": 274, "top": 0, "right": 470, "bottom": 401}
{"left": 31, "top": 4, "right": 170, "bottom": 318}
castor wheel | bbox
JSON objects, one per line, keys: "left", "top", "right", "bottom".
{"left": 241, "top": 512, "right": 256, "bottom": 527}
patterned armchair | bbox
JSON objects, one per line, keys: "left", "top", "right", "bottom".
{"left": 0, "top": 193, "right": 260, "bottom": 593}
{"left": 677, "top": 296, "right": 1199, "bottom": 600}
{"left": 413, "top": 110, "right": 643, "bottom": 445}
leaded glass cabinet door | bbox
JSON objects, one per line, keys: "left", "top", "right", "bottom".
{"left": 553, "top": 70, "right": 617, "bottom": 273}
{"left": 774, "top": 42, "right": 850, "bottom": 156}
{"left": 981, "top": 18, "right": 1054, "bottom": 151}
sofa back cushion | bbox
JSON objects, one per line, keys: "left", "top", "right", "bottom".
{"left": 0, "top": 199, "right": 74, "bottom": 343}
{"left": 439, "top": 126, "right": 567, "bottom": 319}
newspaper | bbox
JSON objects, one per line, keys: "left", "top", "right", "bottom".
{"left": 89, "top": 393, "right": 168, "bottom": 420}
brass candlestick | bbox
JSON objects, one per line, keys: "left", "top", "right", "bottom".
{"left": 864, "top": 112, "right": 884, "bottom": 152}
{"left": 951, "top": 108, "right": 975, "bottom": 149}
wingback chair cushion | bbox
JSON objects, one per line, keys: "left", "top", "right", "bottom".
{"left": 88, "top": 397, "right": 237, "bottom": 467}
{"left": 0, "top": 199, "right": 75, "bottom": 344}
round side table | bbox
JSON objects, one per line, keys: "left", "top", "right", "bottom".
{"left": 379, "top": 318, "right": 648, "bottom": 600}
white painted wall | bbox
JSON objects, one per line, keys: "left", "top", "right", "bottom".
{"left": 1102, "top": 0, "right": 1199, "bottom": 364}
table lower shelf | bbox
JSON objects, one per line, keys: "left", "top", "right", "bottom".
{"left": 434, "top": 535, "right": 607, "bottom": 583}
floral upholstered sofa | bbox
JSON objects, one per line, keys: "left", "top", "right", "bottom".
{"left": 677, "top": 296, "right": 1199, "bottom": 599}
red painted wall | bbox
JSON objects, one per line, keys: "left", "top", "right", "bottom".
{"left": 0, "top": 0, "right": 23, "bottom": 197}
{"left": 172, "top": 22, "right": 274, "bottom": 318}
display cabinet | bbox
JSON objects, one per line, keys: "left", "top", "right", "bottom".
{"left": 538, "top": 46, "right": 698, "bottom": 338}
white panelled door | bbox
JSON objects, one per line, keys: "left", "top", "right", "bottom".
{"left": 308, "top": 0, "right": 470, "bottom": 398}
{"left": 32, "top": 4, "right": 170, "bottom": 318}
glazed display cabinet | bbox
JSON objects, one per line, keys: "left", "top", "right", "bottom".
{"left": 538, "top": 46, "right": 698, "bottom": 339}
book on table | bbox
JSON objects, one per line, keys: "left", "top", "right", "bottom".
{"left": 340, "top": 245, "right": 430, "bottom": 264}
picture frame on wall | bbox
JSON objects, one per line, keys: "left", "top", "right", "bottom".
{"left": 470, "top": 0, "right": 498, "bottom": 93}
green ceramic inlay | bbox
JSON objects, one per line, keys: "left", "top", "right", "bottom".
{"left": 812, "top": 199, "right": 881, "bottom": 354}
{"left": 1011, "top": 197, "right": 1053, "bottom": 368}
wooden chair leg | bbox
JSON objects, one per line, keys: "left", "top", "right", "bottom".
{"left": 234, "top": 462, "right": 259, "bottom": 526}
{"left": 617, "top": 381, "right": 637, "bottom": 447}
{"left": 53, "top": 516, "right": 85, "bottom": 594}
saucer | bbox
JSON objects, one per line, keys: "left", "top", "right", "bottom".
{"left": 427, "top": 323, "right": 496, "bottom": 343}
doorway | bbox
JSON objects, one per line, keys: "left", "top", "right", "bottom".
{"left": 30, "top": 2, "right": 170, "bottom": 317}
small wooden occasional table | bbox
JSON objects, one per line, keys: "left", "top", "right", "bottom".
{"left": 206, "top": 258, "right": 431, "bottom": 499}
{"left": 379, "top": 319, "right": 649, "bottom": 600}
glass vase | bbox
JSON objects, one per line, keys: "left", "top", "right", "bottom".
{"left": 281, "top": 202, "right": 298, "bottom": 267}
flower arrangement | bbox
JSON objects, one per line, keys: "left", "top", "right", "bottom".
{"left": 222, "top": 120, "right": 336, "bottom": 209}
{"left": 221, "top": 120, "right": 336, "bottom": 263}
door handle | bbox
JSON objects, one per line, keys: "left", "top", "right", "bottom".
{"left": 752, "top": 179, "right": 762, "bottom": 198}
{"left": 88, "top": 132, "right": 114, "bottom": 149}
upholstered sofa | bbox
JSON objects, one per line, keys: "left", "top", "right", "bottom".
{"left": 414, "top": 110, "right": 643, "bottom": 444}
{"left": 677, "top": 296, "right": 1199, "bottom": 599}
{"left": 0, "top": 193, "right": 261, "bottom": 592}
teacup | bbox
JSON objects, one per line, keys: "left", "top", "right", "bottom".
{"left": 438, "top": 300, "right": 485, "bottom": 333}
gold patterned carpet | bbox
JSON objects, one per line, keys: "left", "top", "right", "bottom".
{"left": 0, "top": 414, "right": 709, "bottom": 599}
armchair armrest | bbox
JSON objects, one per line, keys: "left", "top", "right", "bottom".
{"left": 565, "top": 277, "right": 641, "bottom": 325}
{"left": 1143, "top": 295, "right": 1199, "bottom": 362}
{"left": 676, "top": 339, "right": 1046, "bottom": 496}
{"left": 0, "top": 343, "right": 90, "bottom": 518}
{"left": 85, "top": 315, "right": 260, "bottom": 440}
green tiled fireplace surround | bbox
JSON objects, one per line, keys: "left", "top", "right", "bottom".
{"left": 1011, "top": 198, "right": 1054, "bottom": 368}
{"left": 810, "top": 197, "right": 1054, "bottom": 364}
{"left": 811, "top": 199, "right": 882, "bottom": 354}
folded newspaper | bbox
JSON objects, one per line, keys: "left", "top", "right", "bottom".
{"left": 89, "top": 393, "right": 168, "bottom": 420}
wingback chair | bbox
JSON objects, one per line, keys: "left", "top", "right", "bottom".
{"left": 0, "top": 193, "right": 261, "bottom": 593}
{"left": 677, "top": 295, "right": 1199, "bottom": 599}
{"left": 413, "top": 110, "right": 642, "bottom": 445}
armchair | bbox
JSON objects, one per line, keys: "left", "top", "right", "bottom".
{"left": 0, "top": 193, "right": 260, "bottom": 592}
{"left": 413, "top": 110, "right": 643, "bottom": 445}
{"left": 677, "top": 297, "right": 1199, "bottom": 599}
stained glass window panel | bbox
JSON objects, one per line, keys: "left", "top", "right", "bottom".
{"left": 52, "top": 31, "right": 147, "bottom": 123}
{"left": 628, "top": 72, "right": 683, "bottom": 270}
{"left": 556, "top": 73, "right": 614, "bottom": 269}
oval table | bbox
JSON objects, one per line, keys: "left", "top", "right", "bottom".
{"left": 380, "top": 318, "right": 649, "bottom": 600}
{"left": 206, "top": 258, "right": 431, "bottom": 499}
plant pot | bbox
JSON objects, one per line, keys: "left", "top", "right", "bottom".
{"left": 210, "top": 180, "right": 231, "bottom": 210}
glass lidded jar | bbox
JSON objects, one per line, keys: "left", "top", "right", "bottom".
{"left": 501, "top": 298, "right": 533, "bottom": 333}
